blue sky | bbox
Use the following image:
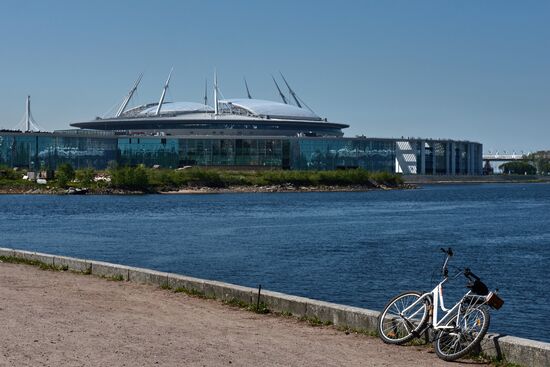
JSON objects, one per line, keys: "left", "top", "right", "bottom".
{"left": 0, "top": 0, "right": 548, "bottom": 152}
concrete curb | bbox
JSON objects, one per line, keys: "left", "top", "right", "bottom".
{"left": 1, "top": 247, "right": 548, "bottom": 366}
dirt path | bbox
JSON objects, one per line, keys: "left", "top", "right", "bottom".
{"left": 0, "top": 263, "right": 487, "bottom": 366}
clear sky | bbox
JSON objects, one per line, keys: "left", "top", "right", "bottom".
{"left": 0, "top": 0, "right": 548, "bottom": 153}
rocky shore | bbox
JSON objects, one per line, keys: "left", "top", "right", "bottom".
{"left": 0, "top": 183, "right": 415, "bottom": 195}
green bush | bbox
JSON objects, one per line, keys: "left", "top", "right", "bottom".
{"left": 371, "top": 171, "right": 403, "bottom": 186}
{"left": 110, "top": 166, "right": 150, "bottom": 190}
{"left": 186, "top": 168, "right": 227, "bottom": 188}
{"left": 499, "top": 161, "right": 537, "bottom": 175}
{"left": 0, "top": 165, "right": 22, "bottom": 181}
{"left": 56, "top": 163, "right": 75, "bottom": 187}
{"left": 75, "top": 168, "right": 95, "bottom": 186}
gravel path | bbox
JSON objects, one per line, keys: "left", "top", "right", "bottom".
{"left": 0, "top": 262, "right": 487, "bottom": 366}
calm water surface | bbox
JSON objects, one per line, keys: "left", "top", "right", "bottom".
{"left": 1, "top": 183, "right": 549, "bottom": 342}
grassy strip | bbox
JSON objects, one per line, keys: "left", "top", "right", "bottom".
{"left": 223, "top": 297, "right": 270, "bottom": 314}
{"left": 299, "top": 315, "right": 333, "bottom": 327}
{"left": 0, "top": 255, "right": 68, "bottom": 271}
{"left": 1, "top": 164, "right": 405, "bottom": 192}
{"left": 100, "top": 274, "right": 125, "bottom": 281}
{"left": 336, "top": 325, "right": 379, "bottom": 338}
{"left": 146, "top": 167, "right": 403, "bottom": 190}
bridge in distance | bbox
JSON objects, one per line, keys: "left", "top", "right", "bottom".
{"left": 483, "top": 152, "right": 528, "bottom": 162}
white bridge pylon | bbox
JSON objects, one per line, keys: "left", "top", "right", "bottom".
{"left": 14, "top": 95, "right": 43, "bottom": 132}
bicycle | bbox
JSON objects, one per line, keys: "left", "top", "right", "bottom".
{"left": 377, "top": 247, "right": 504, "bottom": 361}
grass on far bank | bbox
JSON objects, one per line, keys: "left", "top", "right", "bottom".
{"left": 145, "top": 167, "right": 403, "bottom": 190}
{"left": 1, "top": 164, "right": 404, "bottom": 192}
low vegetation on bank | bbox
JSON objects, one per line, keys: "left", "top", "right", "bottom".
{"left": 0, "top": 164, "right": 405, "bottom": 194}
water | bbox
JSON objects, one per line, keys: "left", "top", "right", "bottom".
{"left": 0, "top": 183, "right": 549, "bottom": 342}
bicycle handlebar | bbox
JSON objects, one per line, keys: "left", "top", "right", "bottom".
{"left": 440, "top": 247, "right": 453, "bottom": 277}
{"left": 440, "top": 247, "right": 453, "bottom": 256}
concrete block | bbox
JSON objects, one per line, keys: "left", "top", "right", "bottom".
{"left": 334, "top": 306, "right": 379, "bottom": 331}
{"left": 128, "top": 267, "right": 168, "bottom": 286}
{"left": 167, "top": 273, "right": 206, "bottom": 293}
{"left": 224, "top": 284, "right": 256, "bottom": 304}
{"left": 261, "top": 290, "right": 309, "bottom": 317}
{"left": 14, "top": 250, "right": 55, "bottom": 265}
{"left": 481, "top": 334, "right": 550, "bottom": 367}
{"left": 90, "top": 261, "right": 130, "bottom": 280}
{"left": 53, "top": 255, "right": 91, "bottom": 273}
{"left": 305, "top": 299, "right": 340, "bottom": 322}
{"left": 204, "top": 280, "right": 255, "bottom": 302}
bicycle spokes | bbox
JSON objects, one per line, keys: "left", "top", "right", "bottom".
{"left": 378, "top": 291, "right": 429, "bottom": 344}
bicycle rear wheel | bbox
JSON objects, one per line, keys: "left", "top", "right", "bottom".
{"left": 434, "top": 304, "right": 490, "bottom": 361}
{"left": 377, "top": 291, "right": 429, "bottom": 345}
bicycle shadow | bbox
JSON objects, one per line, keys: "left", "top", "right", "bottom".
{"left": 402, "top": 330, "right": 502, "bottom": 364}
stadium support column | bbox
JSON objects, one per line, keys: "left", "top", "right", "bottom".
{"left": 467, "top": 144, "right": 473, "bottom": 175}
{"left": 445, "top": 142, "right": 450, "bottom": 175}
{"left": 432, "top": 146, "right": 436, "bottom": 175}
{"left": 450, "top": 142, "right": 456, "bottom": 175}
{"left": 420, "top": 140, "right": 426, "bottom": 175}
{"left": 478, "top": 145, "right": 483, "bottom": 175}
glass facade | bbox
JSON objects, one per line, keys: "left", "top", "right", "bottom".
{"left": 0, "top": 132, "right": 482, "bottom": 175}
{"left": 291, "top": 139, "right": 395, "bottom": 171}
{"left": 0, "top": 134, "right": 117, "bottom": 170}
{"left": 118, "top": 137, "right": 179, "bottom": 167}
{"left": 178, "top": 139, "right": 283, "bottom": 167}
{"left": 434, "top": 142, "right": 447, "bottom": 175}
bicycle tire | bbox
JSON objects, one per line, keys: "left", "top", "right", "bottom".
{"left": 377, "top": 290, "right": 429, "bottom": 345}
{"left": 434, "top": 304, "right": 490, "bottom": 361}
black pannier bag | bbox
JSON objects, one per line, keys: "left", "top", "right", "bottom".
{"left": 468, "top": 279, "right": 489, "bottom": 296}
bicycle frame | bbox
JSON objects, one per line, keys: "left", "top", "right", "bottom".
{"left": 400, "top": 270, "right": 488, "bottom": 333}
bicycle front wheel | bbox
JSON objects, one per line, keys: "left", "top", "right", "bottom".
{"left": 434, "top": 304, "right": 490, "bottom": 361}
{"left": 377, "top": 291, "right": 429, "bottom": 345}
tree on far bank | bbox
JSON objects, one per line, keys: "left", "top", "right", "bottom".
{"left": 56, "top": 163, "right": 75, "bottom": 187}
{"left": 499, "top": 161, "right": 536, "bottom": 175}
{"left": 110, "top": 166, "right": 149, "bottom": 191}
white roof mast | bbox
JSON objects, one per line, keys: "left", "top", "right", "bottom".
{"left": 213, "top": 69, "right": 219, "bottom": 115}
{"left": 155, "top": 68, "right": 174, "bottom": 116}
{"left": 115, "top": 73, "right": 143, "bottom": 117}
{"left": 25, "top": 95, "right": 31, "bottom": 132}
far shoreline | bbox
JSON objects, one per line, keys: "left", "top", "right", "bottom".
{"left": 0, "top": 183, "right": 414, "bottom": 195}
{"left": 403, "top": 174, "right": 550, "bottom": 185}
{"left": 3, "top": 177, "right": 550, "bottom": 195}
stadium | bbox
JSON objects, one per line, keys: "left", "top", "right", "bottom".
{"left": 0, "top": 72, "right": 482, "bottom": 175}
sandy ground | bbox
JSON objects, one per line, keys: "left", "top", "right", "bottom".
{"left": 0, "top": 263, "right": 487, "bottom": 367}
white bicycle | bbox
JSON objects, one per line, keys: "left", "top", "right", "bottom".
{"left": 377, "top": 248, "right": 504, "bottom": 361}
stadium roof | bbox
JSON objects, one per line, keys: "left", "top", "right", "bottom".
{"left": 139, "top": 102, "right": 213, "bottom": 116}
{"left": 220, "top": 99, "right": 321, "bottom": 120}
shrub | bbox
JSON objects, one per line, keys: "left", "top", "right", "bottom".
{"left": 75, "top": 168, "right": 95, "bottom": 186}
{"left": 186, "top": 168, "right": 227, "bottom": 188}
{"left": 499, "top": 161, "right": 537, "bottom": 175}
{"left": 0, "top": 165, "right": 22, "bottom": 180}
{"left": 56, "top": 163, "right": 75, "bottom": 187}
{"left": 110, "top": 166, "right": 150, "bottom": 190}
